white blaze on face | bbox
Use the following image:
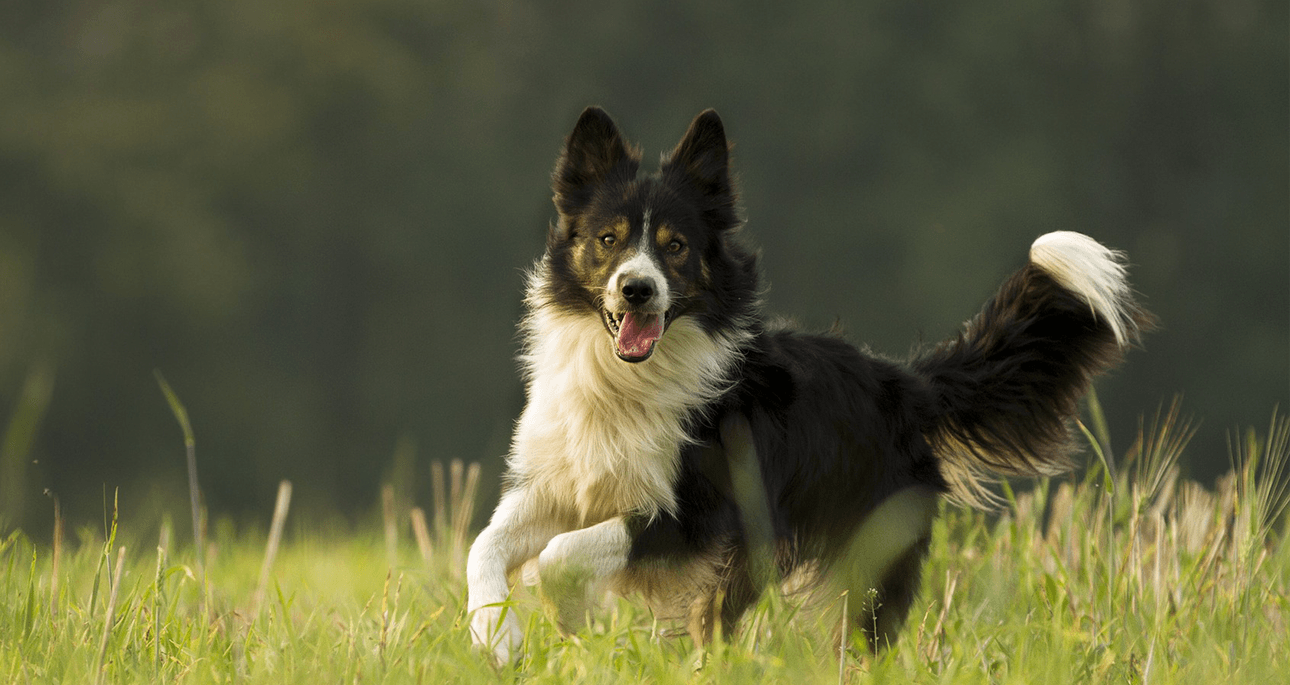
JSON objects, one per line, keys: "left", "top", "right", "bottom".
{"left": 604, "top": 208, "right": 671, "bottom": 361}
{"left": 606, "top": 209, "right": 670, "bottom": 313}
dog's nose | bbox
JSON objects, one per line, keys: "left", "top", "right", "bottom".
{"left": 621, "top": 278, "right": 655, "bottom": 306}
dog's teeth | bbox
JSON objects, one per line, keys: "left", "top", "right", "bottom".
{"left": 603, "top": 310, "right": 622, "bottom": 333}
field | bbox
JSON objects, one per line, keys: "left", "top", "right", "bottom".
{"left": 2, "top": 402, "right": 1288, "bottom": 684}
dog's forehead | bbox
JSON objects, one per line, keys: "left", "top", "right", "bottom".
{"left": 605, "top": 180, "right": 654, "bottom": 214}
{"left": 597, "top": 178, "right": 694, "bottom": 231}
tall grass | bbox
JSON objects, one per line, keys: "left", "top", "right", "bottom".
{"left": 1, "top": 404, "right": 1287, "bottom": 684}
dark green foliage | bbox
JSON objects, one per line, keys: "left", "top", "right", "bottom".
{"left": 0, "top": 1, "right": 1285, "bottom": 528}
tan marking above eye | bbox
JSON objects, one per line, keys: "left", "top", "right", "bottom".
{"left": 655, "top": 225, "right": 687, "bottom": 254}
{"left": 596, "top": 218, "right": 630, "bottom": 248}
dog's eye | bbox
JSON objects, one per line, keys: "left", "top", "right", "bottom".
{"left": 667, "top": 239, "right": 685, "bottom": 253}
{"left": 600, "top": 234, "right": 617, "bottom": 247}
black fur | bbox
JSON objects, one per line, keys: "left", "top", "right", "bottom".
{"left": 517, "top": 107, "right": 1149, "bottom": 651}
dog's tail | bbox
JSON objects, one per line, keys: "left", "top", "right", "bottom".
{"left": 912, "top": 231, "right": 1153, "bottom": 506}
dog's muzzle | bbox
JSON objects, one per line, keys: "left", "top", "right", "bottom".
{"left": 602, "top": 309, "right": 665, "bottom": 362}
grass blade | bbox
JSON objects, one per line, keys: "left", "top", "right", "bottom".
{"left": 154, "top": 370, "right": 204, "bottom": 575}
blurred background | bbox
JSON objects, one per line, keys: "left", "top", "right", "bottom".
{"left": 1, "top": 0, "right": 1286, "bottom": 534}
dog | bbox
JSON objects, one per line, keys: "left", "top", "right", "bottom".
{"left": 466, "top": 107, "right": 1149, "bottom": 662}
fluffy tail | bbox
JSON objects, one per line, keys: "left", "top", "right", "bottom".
{"left": 913, "top": 231, "right": 1153, "bottom": 506}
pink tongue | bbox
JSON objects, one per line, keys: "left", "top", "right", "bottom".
{"left": 617, "top": 312, "right": 663, "bottom": 358}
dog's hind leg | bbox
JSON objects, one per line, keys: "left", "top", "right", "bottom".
{"left": 537, "top": 516, "right": 633, "bottom": 632}
{"left": 685, "top": 550, "right": 760, "bottom": 645}
{"left": 853, "top": 535, "right": 931, "bottom": 651}
{"left": 829, "top": 486, "right": 938, "bottom": 652}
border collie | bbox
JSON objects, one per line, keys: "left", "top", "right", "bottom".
{"left": 467, "top": 107, "right": 1149, "bottom": 662}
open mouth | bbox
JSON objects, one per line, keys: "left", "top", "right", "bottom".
{"left": 601, "top": 308, "right": 669, "bottom": 362}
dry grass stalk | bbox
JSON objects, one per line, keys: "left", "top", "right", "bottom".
{"left": 449, "top": 460, "right": 464, "bottom": 529}
{"left": 1129, "top": 397, "right": 1195, "bottom": 507}
{"left": 371, "top": 458, "right": 484, "bottom": 575}
{"left": 410, "top": 507, "right": 433, "bottom": 566}
{"left": 431, "top": 460, "right": 447, "bottom": 534}
{"left": 418, "top": 458, "right": 484, "bottom": 577}
{"left": 382, "top": 483, "right": 398, "bottom": 569}
{"left": 253, "top": 480, "right": 293, "bottom": 615}
{"left": 451, "top": 460, "right": 481, "bottom": 577}
{"left": 379, "top": 569, "right": 392, "bottom": 665}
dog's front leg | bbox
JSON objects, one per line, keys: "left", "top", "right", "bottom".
{"left": 537, "top": 516, "right": 632, "bottom": 632}
{"left": 466, "top": 488, "right": 563, "bottom": 664}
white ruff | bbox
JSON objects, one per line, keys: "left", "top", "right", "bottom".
{"left": 511, "top": 265, "right": 748, "bottom": 523}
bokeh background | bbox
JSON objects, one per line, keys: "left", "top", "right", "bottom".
{"left": 2, "top": 0, "right": 1286, "bottom": 533}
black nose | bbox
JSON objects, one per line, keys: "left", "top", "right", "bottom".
{"left": 621, "top": 278, "right": 655, "bottom": 305}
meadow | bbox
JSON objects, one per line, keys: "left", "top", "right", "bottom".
{"left": 2, "top": 399, "right": 1287, "bottom": 684}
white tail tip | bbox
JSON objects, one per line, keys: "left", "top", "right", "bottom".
{"left": 1029, "top": 231, "right": 1138, "bottom": 346}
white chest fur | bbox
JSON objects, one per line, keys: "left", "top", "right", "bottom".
{"left": 508, "top": 308, "right": 744, "bottom": 523}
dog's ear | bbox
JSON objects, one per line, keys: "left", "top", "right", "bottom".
{"left": 552, "top": 107, "right": 639, "bottom": 226}
{"left": 664, "top": 109, "right": 737, "bottom": 228}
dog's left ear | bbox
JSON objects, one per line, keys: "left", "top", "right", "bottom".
{"left": 552, "top": 107, "right": 641, "bottom": 228}
{"left": 664, "top": 110, "right": 737, "bottom": 228}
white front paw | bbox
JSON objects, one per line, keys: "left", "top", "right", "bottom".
{"left": 469, "top": 604, "right": 524, "bottom": 664}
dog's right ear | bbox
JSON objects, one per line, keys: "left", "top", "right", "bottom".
{"left": 552, "top": 107, "right": 640, "bottom": 229}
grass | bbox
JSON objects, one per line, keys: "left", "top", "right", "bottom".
{"left": 2, "top": 402, "right": 1288, "bottom": 684}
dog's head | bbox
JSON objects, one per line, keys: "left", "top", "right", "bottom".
{"left": 543, "top": 107, "right": 756, "bottom": 363}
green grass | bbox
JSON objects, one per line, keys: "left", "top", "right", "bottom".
{"left": 2, "top": 405, "right": 1288, "bottom": 684}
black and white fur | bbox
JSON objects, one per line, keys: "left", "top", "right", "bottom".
{"left": 466, "top": 107, "right": 1150, "bottom": 662}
